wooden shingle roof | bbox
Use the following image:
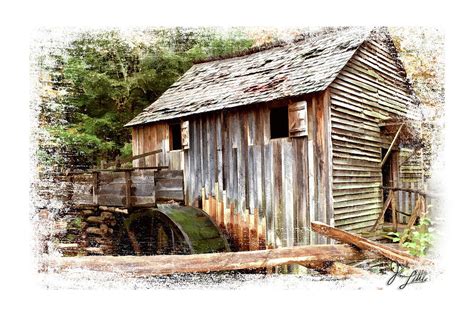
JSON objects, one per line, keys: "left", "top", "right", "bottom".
{"left": 126, "top": 27, "right": 373, "bottom": 127}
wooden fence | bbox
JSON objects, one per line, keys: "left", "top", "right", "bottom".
{"left": 379, "top": 185, "right": 437, "bottom": 230}
{"left": 392, "top": 183, "right": 436, "bottom": 224}
{"left": 201, "top": 184, "right": 267, "bottom": 251}
{"left": 57, "top": 167, "right": 184, "bottom": 209}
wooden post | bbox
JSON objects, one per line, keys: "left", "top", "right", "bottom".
{"left": 214, "top": 182, "right": 219, "bottom": 224}
{"left": 125, "top": 170, "right": 132, "bottom": 208}
{"left": 92, "top": 171, "right": 99, "bottom": 205}
{"left": 222, "top": 190, "right": 227, "bottom": 229}
{"left": 370, "top": 190, "right": 394, "bottom": 232}
{"left": 236, "top": 211, "right": 242, "bottom": 250}
{"left": 260, "top": 219, "right": 267, "bottom": 250}
{"left": 380, "top": 123, "right": 404, "bottom": 167}
{"left": 201, "top": 187, "right": 206, "bottom": 212}
{"left": 315, "top": 90, "right": 334, "bottom": 238}
{"left": 249, "top": 210, "right": 255, "bottom": 250}
{"left": 210, "top": 197, "right": 216, "bottom": 221}
{"left": 153, "top": 170, "right": 158, "bottom": 205}
{"left": 254, "top": 208, "right": 259, "bottom": 251}
{"left": 392, "top": 199, "right": 398, "bottom": 231}
{"left": 420, "top": 195, "right": 426, "bottom": 217}
{"left": 400, "top": 195, "right": 426, "bottom": 244}
{"left": 243, "top": 208, "right": 250, "bottom": 251}
{"left": 219, "top": 200, "right": 225, "bottom": 230}
{"left": 229, "top": 203, "right": 235, "bottom": 245}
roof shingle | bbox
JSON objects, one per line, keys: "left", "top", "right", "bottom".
{"left": 125, "top": 27, "right": 372, "bottom": 127}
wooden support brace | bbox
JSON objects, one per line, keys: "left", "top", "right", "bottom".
{"left": 370, "top": 190, "right": 394, "bottom": 232}
{"left": 400, "top": 195, "right": 426, "bottom": 244}
{"left": 311, "top": 221, "right": 432, "bottom": 268}
{"left": 380, "top": 123, "right": 404, "bottom": 167}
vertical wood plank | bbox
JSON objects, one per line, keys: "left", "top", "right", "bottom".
{"left": 216, "top": 112, "right": 224, "bottom": 194}
{"left": 272, "top": 140, "right": 282, "bottom": 248}
{"left": 229, "top": 202, "right": 235, "bottom": 247}
{"left": 307, "top": 139, "right": 316, "bottom": 244}
{"left": 263, "top": 142, "right": 274, "bottom": 248}
{"left": 208, "top": 114, "right": 217, "bottom": 196}
{"left": 314, "top": 90, "right": 334, "bottom": 242}
{"left": 247, "top": 110, "right": 257, "bottom": 213}
{"left": 282, "top": 139, "right": 294, "bottom": 248}
{"left": 131, "top": 128, "right": 138, "bottom": 168}
{"left": 222, "top": 111, "right": 230, "bottom": 194}
{"left": 253, "top": 208, "right": 259, "bottom": 250}
{"left": 125, "top": 170, "right": 132, "bottom": 208}
{"left": 92, "top": 171, "right": 99, "bottom": 205}
{"left": 248, "top": 145, "right": 255, "bottom": 212}
{"left": 241, "top": 111, "right": 249, "bottom": 212}
{"left": 236, "top": 112, "right": 246, "bottom": 213}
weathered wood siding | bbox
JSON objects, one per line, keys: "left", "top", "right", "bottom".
{"left": 131, "top": 123, "right": 183, "bottom": 170}
{"left": 328, "top": 37, "right": 421, "bottom": 233}
{"left": 183, "top": 97, "right": 330, "bottom": 248}
{"left": 67, "top": 170, "right": 156, "bottom": 207}
{"left": 397, "top": 147, "right": 424, "bottom": 223}
{"left": 130, "top": 33, "right": 423, "bottom": 240}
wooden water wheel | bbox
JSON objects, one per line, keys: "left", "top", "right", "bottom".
{"left": 123, "top": 205, "right": 230, "bottom": 255}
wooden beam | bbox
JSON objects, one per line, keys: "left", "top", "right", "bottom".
{"left": 102, "top": 150, "right": 164, "bottom": 169}
{"left": 370, "top": 190, "right": 393, "bottom": 232}
{"left": 381, "top": 186, "right": 440, "bottom": 199}
{"left": 380, "top": 123, "right": 404, "bottom": 167}
{"left": 45, "top": 245, "right": 382, "bottom": 276}
{"left": 311, "top": 221, "right": 432, "bottom": 268}
{"left": 91, "top": 166, "right": 169, "bottom": 172}
{"left": 65, "top": 166, "right": 169, "bottom": 175}
{"left": 315, "top": 90, "right": 334, "bottom": 235}
{"left": 400, "top": 195, "right": 426, "bottom": 244}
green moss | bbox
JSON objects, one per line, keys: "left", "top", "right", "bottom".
{"left": 64, "top": 233, "right": 77, "bottom": 243}
{"left": 67, "top": 217, "right": 84, "bottom": 230}
{"left": 156, "top": 205, "right": 228, "bottom": 253}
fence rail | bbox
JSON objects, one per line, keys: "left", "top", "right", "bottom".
{"left": 380, "top": 185, "right": 438, "bottom": 225}
{"left": 53, "top": 168, "right": 184, "bottom": 209}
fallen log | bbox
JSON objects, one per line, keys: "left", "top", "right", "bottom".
{"left": 45, "top": 244, "right": 382, "bottom": 276}
{"left": 311, "top": 221, "right": 433, "bottom": 268}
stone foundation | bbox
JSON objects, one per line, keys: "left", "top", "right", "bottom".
{"left": 50, "top": 207, "right": 122, "bottom": 256}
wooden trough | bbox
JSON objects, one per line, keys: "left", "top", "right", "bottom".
{"left": 61, "top": 167, "right": 185, "bottom": 209}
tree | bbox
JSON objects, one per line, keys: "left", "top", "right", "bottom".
{"left": 40, "top": 28, "right": 254, "bottom": 169}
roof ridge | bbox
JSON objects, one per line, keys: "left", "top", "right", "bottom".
{"left": 192, "top": 26, "right": 362, "bottom": 65}
{"left": 125, "top": 27, "right": 376, "bottom": 127}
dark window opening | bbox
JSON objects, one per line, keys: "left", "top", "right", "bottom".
{"left": 170, "top": 123, "right": 182, "bottom": 150}
{"left": 381, "top": 148, "right": 394, "bottom": 223}
{"left": 270, "top": 106, "right": 289, "bottom": 139}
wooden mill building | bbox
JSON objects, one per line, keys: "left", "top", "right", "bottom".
{"left": 125, "top": 27, "right": 424, "bottom": 248}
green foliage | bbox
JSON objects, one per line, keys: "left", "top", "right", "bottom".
{"left": 120, "top": 142, "right": 132, "bottom": 158}
{"left": 386, "top": 215, "right": 434, "bottom": 257}
{"left": 43, "top": 28, "right": 254, "bottom": 169}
